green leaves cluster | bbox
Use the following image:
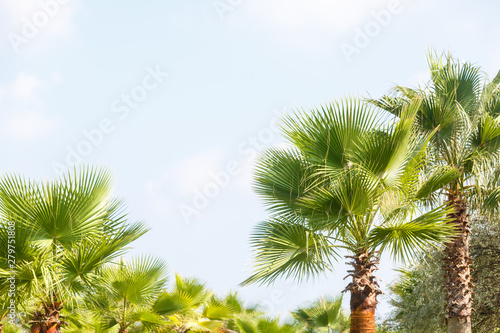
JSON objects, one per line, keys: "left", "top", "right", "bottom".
{"left": 244, "top": 96, "right": 456, "bottom": 286}
{"left": 0, "top": 167, "right": 147, "bottom": 326}
{"left": 385, "top": 218, "right": 500, "bottom": 333}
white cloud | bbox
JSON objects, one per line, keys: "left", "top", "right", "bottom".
{"left": 0, "top": 1, "right": 36, "bottom": 20}
{"left": 11, "top": 72, "right": 42, "bottom": 99}
{"left": 0, "top": 0, "right": 81, "bottom": 52}
{"left": 166, "top": 148, "right": 227, "bottom": 196}
{"left": 242, "top": 0, "right": 409, "bottom": 42}
{"left": 145, "top": 181, "right": 179, "bottom": 218}
{"left": 144, "top": 149, "right": 228, "bottom": 220}
{"left": 0, "top": 72, "right": 57, "bottom": 140}
{"left": 234, "top": 156, "right": 254, "bottom": 193}
{"left": 3, "top": 111, "right": 54, "bottom": 140}
{"left": 51, "top": 70, "right": 64, "bottom": 84}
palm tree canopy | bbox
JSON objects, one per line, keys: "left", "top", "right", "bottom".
{"left": 291, "top": 295, "right": 349, "bottom": 332}
{"left": 234, "top": 315, "right": 298, "bottom": 333}
{"left": 84, "top": 255, "right": 169, "bottom": 332}
{"left": 370, "top": 52, "right": 500, "bottom": 193}
{"left": 0, "top": 166, "right": 148, "bottom": 311}
{"left": 153, "top": 274, "right": 228, "bottom": 332}
{"left": 243, "top": 97, "right": 457, "bottom": 285}
{"left": 369, "top": 51, "right": 500, "bottom": 331}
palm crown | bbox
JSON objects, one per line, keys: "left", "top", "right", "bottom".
{"left": 291, "top": 295, "right": 349, "bottom": 333}
{"left": 0, "top": 167, "right": 147, "bottom": 331}
{"left": 370, "top": 52, "right": 500, "bottom": 331}
{"left": 84, "top": 255, "right": 169, "bottom": 333}
{"left": 243, "top": 96, "right": 457, "bottom": 332}
{"left": 370, "top": 52, "right": 500, "bottom": 193}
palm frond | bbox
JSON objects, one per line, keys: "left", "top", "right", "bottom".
{"left": 368, "top": 206, "right": 455, "bottom": 263}
{"left": 241, "top": 214, "right": 338, "bottom": 286}
{"left": 415, "top": 166, "right": 461, "bottom": 199}
{"left": 282, "top": 97, "right": 383, "bottom": 170}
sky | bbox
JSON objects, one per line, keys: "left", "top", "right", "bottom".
{"left": 0, "top": 0, "right": 499, "bottom": 321}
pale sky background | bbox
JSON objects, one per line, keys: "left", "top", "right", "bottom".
{"left": 0, "top": 0, "right": 499, "bottom": 321}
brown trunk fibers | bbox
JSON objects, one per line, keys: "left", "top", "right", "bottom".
{"left": 444, "top": 195, "right": 473, "bottom": 333}
{"left": 29, "top": 300, "right": 66, "bottom": 333}
{"left": 344, "top": 250, "right": 382, "bottom": 333}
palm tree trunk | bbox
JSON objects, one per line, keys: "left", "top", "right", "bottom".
{"left": 344, "top": 250, "right": 382, "bottom": 333}
{"left": 29, "top": 300, "right": 66, "bottom": 333}
{"left": 444, "top": 195, "right": 473, "bottom": 333}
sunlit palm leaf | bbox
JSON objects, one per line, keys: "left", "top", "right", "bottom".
{"left": 242, "top": 214, "right": 338, "bottom": 286}
{"left": 282, "top": 97, "right": 383, "bottom": 171}
{"left": 369, "top": 206, "right": 455, "bottom": 263}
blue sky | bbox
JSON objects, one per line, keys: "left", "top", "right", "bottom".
{"left": 1, "top": 0, "right": 499, "bottom": 319}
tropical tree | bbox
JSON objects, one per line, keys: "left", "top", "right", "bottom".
{"left": 386, "top": 260, "right": 446, "bottom": 333}
{"left": 0, "top": 167, "right": 147, "bottom": 332}
{"left": 370, "top": 52, "right": 500, "bottom": 333}
{"left": 242, "top": 97, "right": 457, "bottom": 333}
{"left": 203, "top": 291, "right": 260, "bottom": 332}
{"left": 232, "top": 315, "right": 298, "bottom": 333}
{"left": 83, "top": 255, "right": 169, "bottom": 333}
{"left": 291, "top": 295, "right": 349, "bottom": 332}
{"left": 385, "top": 217, "right": 500, "bottom": 333}
{"left": 153, "top": 274, "right": 223, "bottom": 332}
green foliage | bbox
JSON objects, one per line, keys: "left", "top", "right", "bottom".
{"left": 84, "top": 255, "right": 169, "bottom": 332}
{"left": 370, "top": 50, "right": 500, "bottom": 333}
{"left": 291, "top": 295, "right": 349, "bottom": 332}
{"left": 385, "top": 254, "right": 447, "bottom": 333}
{"left": 0, "top": 166, "right": 148, "bottom": 327}
{"left": 154, "top": 274, "right": 226, "bottom": 332}
{"left": 470, "top": 220, "right": 500, "bottom": 332}
{"left": 234, "top": 315, "right": 298, "bottom": 333}
{"left": 370, "top": 51, "right": 500, "bottom": 199}
{"left": 244, "top": 96, "right": 456, "bottom": 286}
{"left": 385, "top": 219, "right": 500, "bottom": 333}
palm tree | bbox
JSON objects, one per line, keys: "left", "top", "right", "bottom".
{"left": 153, "top": 274, "right": 224, "bottom": 332}
{"left": 242, "top": 97, "right": 457, "bottom": 333}
{"left": 0, "top": 167, "right": 147, "bottom": 332}
{"left": 84, "top": 255, "right": 169, "bottom": 333}
{"left": 291, "top": 295, "right": 349, "bottom": 333}
{"left": 233, "top": 315, "right": 299, "bottom": 333}
{"left": 370, "top": 52, "right": 500, "bottom": 333}
{"left": 203, "top": 291, "right": 260, "bottom": 332}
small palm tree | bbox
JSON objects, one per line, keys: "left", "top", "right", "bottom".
{"left": 242, "top": 97, "right": 457, "bottom": 332}
{"left": 84, "top": 255, "right": 169, "bottom": 333}
{"left": 234, "top": 315, "right": 299, "bottom": 333}
{"left": 154, "top": 274, "right": 223, "bottom": 332}
{"left": 0, "top": 167, "right": 147, "bottom": 332}
{"left": 370, "top": 52, "right": 500, "bottom": 333}
{"left": 292, "top": 295, "right": 349, "bottom": 333}
{"left": 203, "top": 291, "right": 260, "bottom": 332}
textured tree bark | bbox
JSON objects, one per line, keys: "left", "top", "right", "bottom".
{"left": 344, "top": 250, "right": 382, "bottom": 333}
{"left": 444, "top": 195, "right": 473, "bottom": 333}
{"left": 448, "top": 317, "right": 471, "bottom": 333}
{"left": 29, "top": 301, "right": 66, "bottom": 333}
